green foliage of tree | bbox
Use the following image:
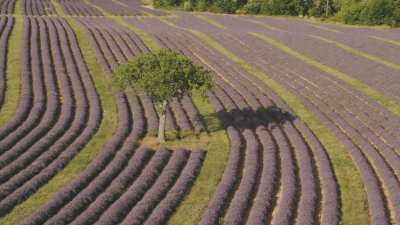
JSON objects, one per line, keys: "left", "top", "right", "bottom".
{"left": 154, "top": 0, "right": 400, "bottom": 27}
{"left": 114, "top": 49, "right": 213, "bottom": 143}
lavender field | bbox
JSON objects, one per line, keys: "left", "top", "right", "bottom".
{"left": 0, "top": 1, "right": 399, "bottom": 225}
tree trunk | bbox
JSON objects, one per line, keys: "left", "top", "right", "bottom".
{"left": 158, "top": 100, "right": 168, "bottom": 143}
{"left": 326, "top": 0, "right": 330, "bottom": 17}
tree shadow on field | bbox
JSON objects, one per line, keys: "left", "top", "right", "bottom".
{"left": 207, "top": 105, "right": 296, "bottom": 132}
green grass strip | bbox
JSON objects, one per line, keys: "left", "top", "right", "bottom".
{"left": 166, "top": 93, "right": 229, "bottom": 225}
{"left": 310, "top": 34, "right": 400, "bottom": 71}
{"left": 0, "top": 14, "right": 23, "bottom": 126}
{"left": 0, "top": 16, "right": 118, "bottom": 225}
{"left": 51, "top": 0, "right": 67, "bottom": 16}
{"left": 83, "top": 0, "right": 161, "bottom": 52}
{"left": 250, "top": 32, "right": 400, "bottom": 117}
{"left": 179, "top": 27, "right": 368, "bottom": 225}
{"left": 237, "top": 16, "right": 284, "bottom": 31}
{"left": 195, "top": 14, "right": 226, "bottom": 30}
{"left": 370, "top": 36, "right": 400, "bottom": 47}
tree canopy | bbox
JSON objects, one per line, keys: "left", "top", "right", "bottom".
{"left": 113, "top": 49, "right": 213, "bottom": 143}
{"left": 114, "top": 49, "right": 213, "bottom": 103}
{"left": 153, "top": 0, "right": 400, "bottom": 27}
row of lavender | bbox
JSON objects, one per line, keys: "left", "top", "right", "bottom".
{"left": 22, "top": 0, "right": 56, "bottom": 16}
{"left": 130, "top": 17, "right": 341, "bottom": 225}
{"left": 0, "top": 16, "right": 13, "bottom": 109}
{"left": 0, "top": 0, "right": 15, "bottom": 14}
{"left": 0, "top": 0, "right": 166, "bottom": 17}
{"left": 59, "top": 0, "right": 167, "bottom": 17}
{"left": 0, "top": 16, "right": 101, "bottom": 217}
{"left": 59, "top": 0, "right": 103, "bottom": 16}
{"left": 173, "top": 14, "right": 400, "bottom": 225}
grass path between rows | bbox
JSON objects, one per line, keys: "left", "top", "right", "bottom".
{"left": 0, "top": 2, "right": 22, "bottom": 126}
{"left": 160, "top": 16, "right": 369, "bottom": 225}
{"left": 0, "top": 11, "right": 118, "bottom": 224}
{"left": 310, "top": 35, "right": 400, "bottom": 71}
{"left": 371, "top": 36, "right": 400, "bottom": 47}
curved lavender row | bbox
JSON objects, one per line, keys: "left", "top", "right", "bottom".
{"left": 89, "top": 25, "right": 119, "bottom": 69}
{"left": 98, "top": 22, "right": 132, "bottom": 61}
{"left": 180, "top": 95, "right": 206, "bottom": 132}
{"left": 42, "top": 138, "right": 143, "bottom": 225}
{"left": 245, "top": 126, "right": 278, "bottom": 225}
{"left": 98, "top": 23, "right": 127, "bottom": 64}
{"left": 77, "top": 19, "right": 118, "bottom": 71}
{"left": 298, "top": 89, "right": 390, "bottom": 225}
{"left": 0, "top": 17, "right": 13, "bottom": 108}
{"left": 291, "top": 68, "right": 400, "bottom": 223}
{"left": 19, "top": 92, "right": 131, "bottom": 224}
{"left": 0, "top": 16, "right": 74, "bottom": 183}
{"left": 91, "top": 0, "right": 142, "bottom": 16}
{"left": 105, "top": 26, "right": 134, "bottom": 60}
{"left": 259, "top": 51, "right": 394, "bottom": 224}
{"left": 0, "top": 16, "right": 75, "bottom": 186}
{"left": 68, "top": 148, "right": 152, "bottom": 225}
{"left": 74, "top": 19, "right": 111, "bottom": 73}
{"left": 199, "top": 126, "right": 243, "bottom": 225}
{"left": 293, "top": 119, "right": 340, "bottom": 225}
{"left": 169, "top": 97, "right": 193, "bottom": 132}
{"left": 93, "top": 149, "right": 171, "bottom": 225}
{"left": 0, "top": 1, "right": 16, "bottom": 14}
{"left": 284, "top": 121, "right": 319, "bottom": 225}
{"left": 41, "top": 91, "right": 146, "bottom": 225}
{"left": 144, "top": 149, "right": 206, "bottom": 225}
{"left": 140, "top": 94, "right": 159, "bottom": 135}
{"left": 121, "top": 149, "right": 190, "bottom": 225}
{"left": 0, "top": 17, "right": 62, "bottom": 167}
{"left": 59, "top": 0, "right": 102, "bottom": 16}
{"left": 0, "top": 18, "right": 42, "bottom": 152}
{"left": 22, "top": 0, "right": 55, "bottom": 15}
{"left": 0, "top": 16, "right": 102, "bottom": 217}
{"left": 270, "top": 126, "right": 298, "bottom": 225}
{"left": 223, "top": 129, "right": 260, "bottom": 224}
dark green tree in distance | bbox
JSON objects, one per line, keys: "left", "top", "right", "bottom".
{"left": 113, "top": 49, "right": 214, "bottom": 143}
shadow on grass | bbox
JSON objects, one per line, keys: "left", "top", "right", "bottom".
{"left": 206, "top": 105, "right": 296, "bottom": 132}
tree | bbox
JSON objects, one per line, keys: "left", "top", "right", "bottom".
{"left": 113, "top": 49, "right": 213, "bottom": 143}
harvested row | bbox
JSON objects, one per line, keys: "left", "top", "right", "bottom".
{"left": 22, "top": 0, "right": 56, "bottom": 16}
{"left": 89, "top": 0, "right": 143, "bottom": 16}
{"left": 200, "top": 14, "right": 400, "bottom": 104}
{"left": 76, "top": 17, "right": 206, "bottom": 136}
{"left": 0, "top": 16, "right": 13, "bottom": 109}
{"left": 0, "top": 16, "right": 101, "bottom": 217}
{"left": 58, "top": 0, "right": 102, "bottom": 16}
{"left": 185, "top": 17, "right": 400, "bottom": 224}
{"left": 0, "top": 0, "right": 15, "bottom": 14}
{"left": 245, "top": 15, "right": 400, "bottom": 65}
{"left": 132, "top": 19, "right": 333, "bottom": 225}
{"left": 178, "top": 15, "right": 400, "bottom": 152}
